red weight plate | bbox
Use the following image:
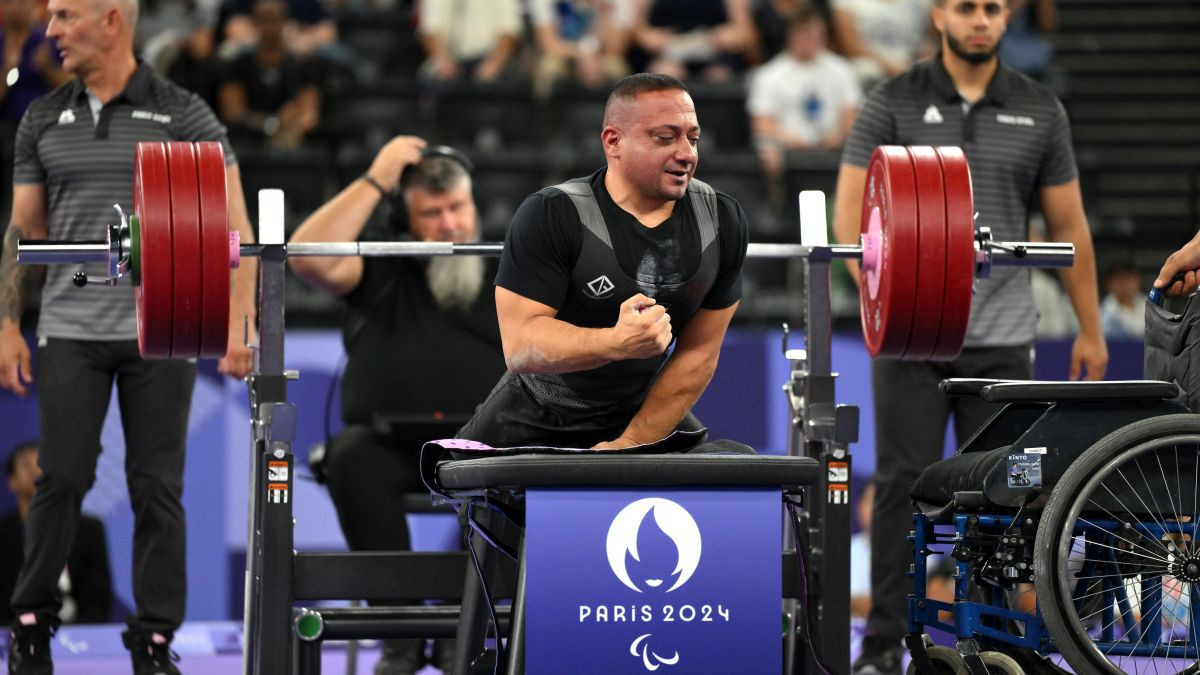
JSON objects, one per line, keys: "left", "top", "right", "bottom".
{"left": 932, "top": 147, "right": 975, "bottom": 360}
{"left": 133, "top": 142, "right": 173, "bottom": 359}
{"left": 859, "top": 146, "right": 919, "bottom": 358}
{"left": 196, "top": 142, "right": 230, "bottom": 358}
{"left": 166, "top": 143, "right": 202, "bottom": 358}
{"left": 903, "top": 146, "right": 947, "bottom": 361}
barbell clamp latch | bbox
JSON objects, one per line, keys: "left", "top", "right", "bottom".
{"left": 72, "top": 271, "right": 119, "bottom": 288}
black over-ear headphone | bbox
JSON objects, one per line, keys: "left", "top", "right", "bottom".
{"left": 386, "top": 144, "right": 475, "bottom": 231}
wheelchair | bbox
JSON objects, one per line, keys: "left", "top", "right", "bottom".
{"left": 906, "top": 378, "right": 1200, "bottom": 675}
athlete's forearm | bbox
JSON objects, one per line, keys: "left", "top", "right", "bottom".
{"left": 503, "top": 314, "right": 616, "bottom": 374}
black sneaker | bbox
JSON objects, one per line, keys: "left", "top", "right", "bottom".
{"left": 122, "top": 631, "right": 180, "bottom": 675}
{"left": 853, "top": 635, "right": 903, "bottom": 675}
{"left": 7, "top": 620, "right": 55, "bottom": 675}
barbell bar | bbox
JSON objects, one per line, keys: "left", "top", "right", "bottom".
{"left": 17, "top": 142, "right": 1074, "bottom": 362}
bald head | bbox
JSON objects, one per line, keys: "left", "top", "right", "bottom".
{"left": 602, "top": 73, "right": 689, "bottom": 128}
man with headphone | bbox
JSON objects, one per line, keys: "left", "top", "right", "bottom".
{"left": 288, "top": 136, "right": 505, "bottom": 675}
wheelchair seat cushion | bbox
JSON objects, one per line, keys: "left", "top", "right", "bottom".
{"left": 910, "top": 447, "right": 1010, "bottom": 508}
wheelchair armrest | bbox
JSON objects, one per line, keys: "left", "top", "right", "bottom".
{"left": 978, "top": 380, "right": 1179, "bottom": 403}
{"left": 939, "top": 379, "right": 1022, "bottom": 397}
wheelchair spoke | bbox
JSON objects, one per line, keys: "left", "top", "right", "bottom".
{"left": 1111, "top": 465, "right": 1178, "bottom": 554}
{"left": 1193, "top": 452, "right": 1199, "bottom": 552}
{"left": 1139, "top": 458, "right": 1174, "bottom": 536}
{"left": 1070, "top": 573, "right": 1170, "bottom": 618}
{"left": 1073, "top": 532, "right": 1172, "bottom": 565}
{"left": 1155, "top": 452, "right": 1186, "bottom": 536}
{"left": 1103, "top": 591, "right": 1163, "bottom": 669}
{"left": 1094, "top": 483, "right": 1176, "bottom": 559}
{"left": 1073, "top": 572, "right": 1153, "bottom": 624}
{"left": 1080, "top": 514, "right": 1174, "bottom": 563}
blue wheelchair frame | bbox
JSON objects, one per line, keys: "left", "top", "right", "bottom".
{"left": 904, "top": 381, "right": 1200, "bottom": 674}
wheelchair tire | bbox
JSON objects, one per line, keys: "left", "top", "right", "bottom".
{"left": 906, "top": 645, "right": 965, "bottom": 674}
{"left": 1033, "top": 414, "right": 1200, "bottom": 675}
{"left": 953, "top": 651, "right": 1023, "bottom": 674}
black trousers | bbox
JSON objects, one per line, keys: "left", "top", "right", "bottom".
{"left": 324, "top": 425, "right": 428, "bottom": 553}
{"left": 11, "top": 339, "right": 195, "bottom": 634}
{"left": 865, "top": 345, "right": 1033, "bottom": 641}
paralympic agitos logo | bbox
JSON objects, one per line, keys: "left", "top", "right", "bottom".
{"left": 578, "top": 498, "right": 731, "bottom": 671}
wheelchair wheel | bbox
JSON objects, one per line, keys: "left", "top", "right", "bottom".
{"left": 907, "top": 645, "right": 965, "bottom": 674}
{"left": 953, "top": 651, "right": 1024, "bottom": 674}
{"left": 1034, "top": 414, "right": 1200, "bottom": 675}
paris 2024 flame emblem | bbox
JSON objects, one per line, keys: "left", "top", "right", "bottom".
{"left": 606, "top": 498, "right": 702, "bottom": 670}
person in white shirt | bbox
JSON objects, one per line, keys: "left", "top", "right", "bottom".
{"left": 1100, "top": 263, "right": 1145, "bottom": 338}
{"left": 417, "top": 0, "right": 522, "bottom": 82}
{"left": 746, "top": 7, "right": 861, "bottom": 186}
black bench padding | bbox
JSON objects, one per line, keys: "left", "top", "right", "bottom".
{"left": 434, "top": 454, "right": 820, "bottom": 491}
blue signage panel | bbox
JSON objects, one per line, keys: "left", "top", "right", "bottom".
{"left": 526, "top": 488, "right": 781, "bottom": 673}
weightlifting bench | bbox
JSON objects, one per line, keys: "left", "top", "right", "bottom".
{"left": 419, "top": 431, "right": 820, "bottom": 674}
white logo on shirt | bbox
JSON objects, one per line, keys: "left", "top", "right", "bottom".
{"left": 586, "top": 275, "right": 615, "bottom": 299}
{"left": 131, "top": 110, "right": 172, "bottom": 124}
{"left": 57, "top": 109, "right": 76, "bottom": 125}
{"left": 923, "top": 105, "right": 944, "bottom": 124}
{"left": 996, "top": 113, "right": 1036, "bottom": 127}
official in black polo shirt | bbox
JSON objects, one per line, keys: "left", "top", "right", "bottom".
{"left": 831, "top": 1, "right": 1107, "bottom": 672}
{"left": 0, "top": 0, "right": 258, "bottom": 670}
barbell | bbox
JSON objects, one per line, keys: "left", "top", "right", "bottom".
{"left": 17, "top": 141, "right": 1073, "bottom": 361}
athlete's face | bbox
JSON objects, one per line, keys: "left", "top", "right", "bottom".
{"left": 607, "top": 89, "right": 700, "bottom": 203}
{"left": 934, "top": 0, "right": 1009, "bottom": 65}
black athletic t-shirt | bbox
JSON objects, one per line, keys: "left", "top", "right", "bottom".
{"left": 496, "top": 168, "right": 748, "bottom": 313}
{"left": 339, "top": 254, "right": 505, "bottom": 427}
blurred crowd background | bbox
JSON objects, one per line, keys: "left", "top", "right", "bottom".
{"left": 1, "top": 0, "right": 1195, "bottom": 334}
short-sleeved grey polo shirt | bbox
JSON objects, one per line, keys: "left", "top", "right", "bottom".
{"left": 13, "top": 62, "right": 236, "bottom": 341}
{"left": 842, "top": 54, "right": 1078, "bottom": 347}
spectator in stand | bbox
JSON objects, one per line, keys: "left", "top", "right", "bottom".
{"left": 530, "top": 0, "right": 632, "bottom": 98}
{"left": 416, "top": 0, "right": 522, "bottom": 84}
{"left": 750, "top": 0, "right": 815, "bottom": 63}
{"left": 217, "top": 0, "right": 320, "bottom": 147}
{"left": 218, "top": 0, "right": 337, "bottom": 58}
{"left": 1099, "top": 263, "right": 1145, "bottom": 339}
{"left": 164, "top": 20, "right": 221, "bottom": 109}
{"left": 630, "top": 0, "right": 756, "bottom": 81}
{"left": 997, "top": 0, "right": 1056, "bottom": 80}
{"left": 1, "top": 442, "right": 113, "bottom": 627}
{"left": 830, "top": 0, "right": 932, "bottom": 88}
{"left": 1, "top": 0, "right": 69, "bottom": 121}
{"left": 136, "top": 0, "right": 222, "bottom": 107}
{"left": 747, "top": 7, "right": 860, "bottom": 193}
{"left": 1, "top": 0, "right": 68, "bottom": 221}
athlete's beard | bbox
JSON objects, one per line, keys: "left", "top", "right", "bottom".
{"left": 426, "top": 255, "right": 484, "bottom": 310}
{"left": 946, "top": 32, "right": 997, "bottom": 66}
